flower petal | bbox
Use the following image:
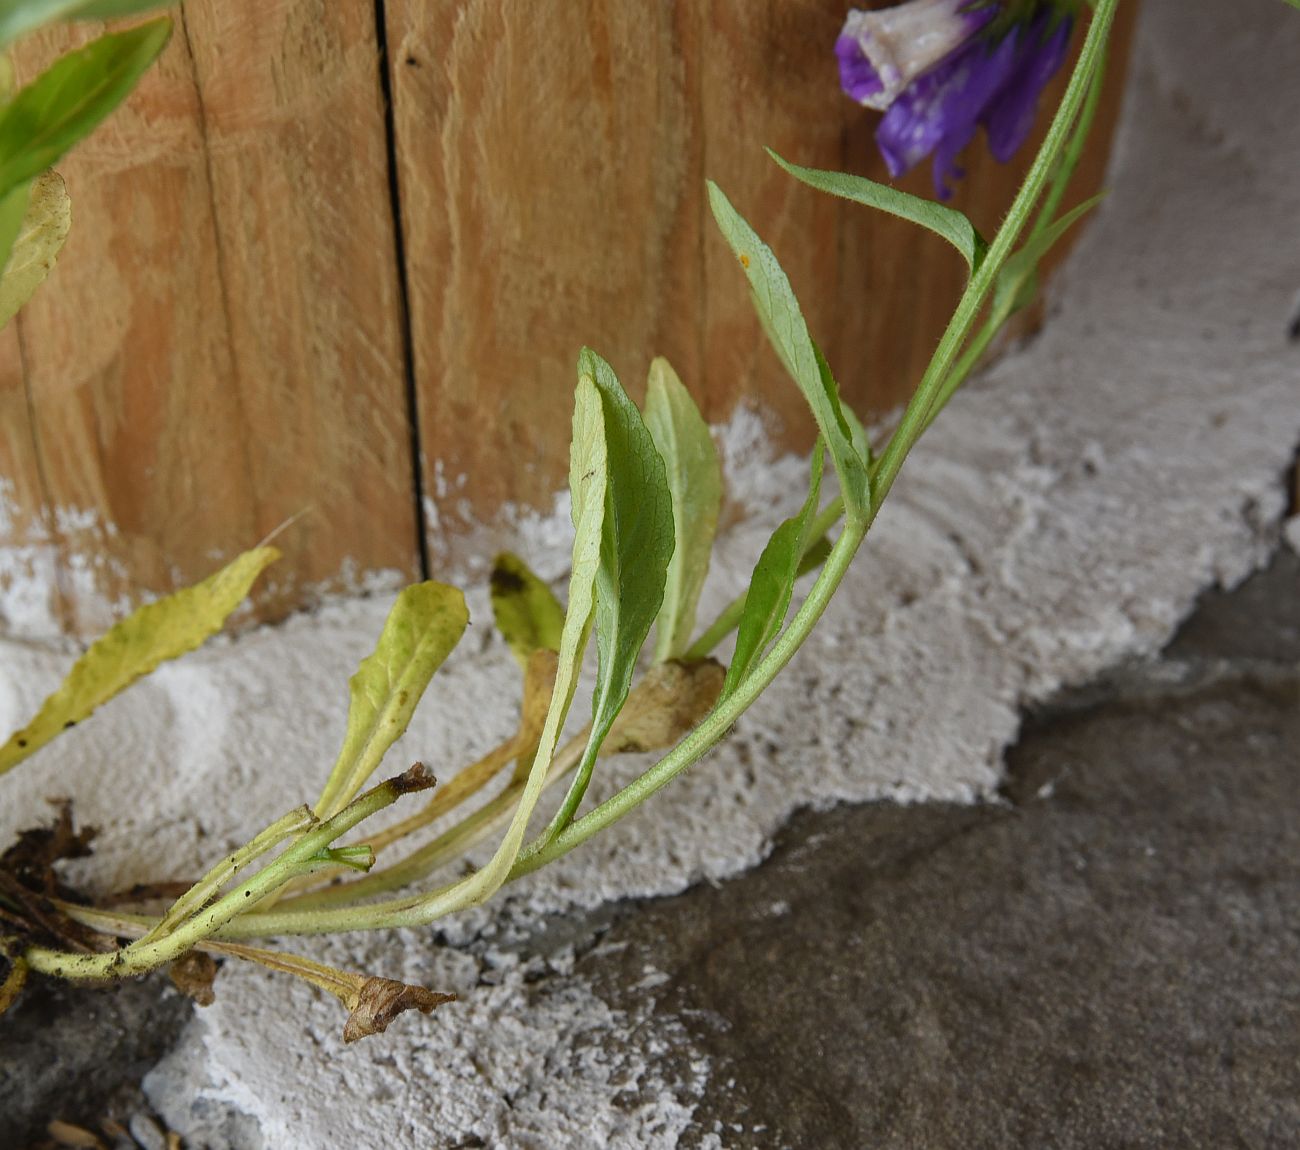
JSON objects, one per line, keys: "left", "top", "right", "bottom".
{"left": 837, "top": 0, "right": 995, "bottom": 111}
{"left": 875, "top": 29, "right": 1024, "bottom": 196}
{"left": 982, "top": 15, "right": 1074, "bottom": 163}
{"left": 837, "top": 32, "right": 886, "bottom": 106}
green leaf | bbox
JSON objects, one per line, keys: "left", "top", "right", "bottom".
{"left": 314, "top": 581, "right": 469, "bottom": 820}
{"left": 644, "top": 356, "right": 722, "bottom": 662}
{"left": 723, "top": 442, "right": 824, "bottom": 699}
{"left": 0, "top": 546, "right": 278, "bottom": 777}
{"left": 0, "top": 2, "right": 173, "bottom": 50}
{"left": 768, "top": 149, "right": 988, "bottom": 273}
{"left": 582, "top": 346, "right": 675, "bottom": 742}
{"left": 544, "top": 347, "right": 674, "bottom": 834}
{"left": 67, "top": 0, "right": 175, "bottom": 18}
{"left": 489, "top": 552, "right": 564, "bottom": 669}
{"left": 814, "top": 339, "right": 872, "bottom": 471}
{"left": 993, "top": 194, "right": 1105, "bottom": 318}
{"left": 454, "top": 373, "right": 608, "bottom": 907}
{"left": 0, "top": 57, "right": 16, "bottom": 105}
{"left": 707, "top": 180, "right": 869, "bottom": 522}
{"left": 0, "top": 18, "right": 171, "bottom": 198}
{"left": 0, "top": 168, "right": 69, "bottom": 326}
{"left": 796, "top": 534, "right": 832, "bottom": 579}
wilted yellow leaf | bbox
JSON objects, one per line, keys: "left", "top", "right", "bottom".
{"left": 0, "top": 546, "right": 279, "bottom": 777}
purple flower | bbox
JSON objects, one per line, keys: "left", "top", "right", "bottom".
{"left": 837, "top": 2, "right": 1075, "bottom": 199}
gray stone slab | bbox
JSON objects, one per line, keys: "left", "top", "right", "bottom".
{"left": 1165, "top": 546, "right": 1300, "bottom": 666}
{"left": 3, "top": 563, "right": 1297, "bottom": 1147}
{"left": 0, "top": 974, "right": 190, "bottom": 1147}
{"left": 578, "top": 561, "right": 1300, "bottom": 1148}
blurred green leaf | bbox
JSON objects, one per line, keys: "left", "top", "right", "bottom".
{"left": 0, "top": 18, "right": 171, "bottom": 198}
{"left": 769, "top": 149, "right": 988, "bottom": 273}
{"left": 645, "top": 356, "right": 722, "bottom": 663}
{"left": 489, "top": 551, "right": 564, "bottom": 669}
{"left": 0, "top": 1, "right": 172, "bottom": 49}
{"left": 723, "top": 442, "right": 824, "bottom": 699}
{"left": 0, "top": 178, "right": 30, "bottom": 285}
{"left": 707, "top": 180, "right": 869, "bottom": 523}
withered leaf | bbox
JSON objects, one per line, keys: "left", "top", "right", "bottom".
{"left": 169, "top": 950, "right": 220, "bottom": 1007}
{"left": 602, "top": 658, "right": 725, "bottom": 755}
{"left": 0, "top": 801, "right": 114, "bottom": 956}
{"left": 0, "top": 955, "right": 27, "bottom": 1017}
{"left": 341, "top": 976, "right": 455, "bottom": 1044}
{"left": 45, "top": 1119, "right": 104, "bottom": 1148}
{"left": 0, "top": 799, "right": 95, "bottom": 893}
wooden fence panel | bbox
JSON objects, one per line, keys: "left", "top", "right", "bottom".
{"left": 393, "top": 0, "right": 1136, "bottom": 559}
{"left": 384, "top": 0, "right": 708, "bottom": 552}
{"left": 0, "top": 328, "right": 66, "bottom": 636}
{"left": 3, "top": 1, "right": 418, "bottom": 636}
{"left": 0, "top": 1, "right": 1135, "bottom": 636}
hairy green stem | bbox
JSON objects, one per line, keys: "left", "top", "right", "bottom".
{"left": 24, "top": 0, "right": 1119, "bottom": 953}
{"left": 920, "top": 41, "right": 1110, "bottom": 435}
{"left": 511, "top": 0, "right": 1120, "bottom": 882}
{"left": 23, "top": 766, "right": 432, "bottom": 980}
{"left": 873, "top": 0, "right": 1117, "bottom": 506}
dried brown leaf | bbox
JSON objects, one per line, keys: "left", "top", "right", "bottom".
{"left": 0, "top": 955, "right": 27, "bottom": 1016}
{"left": 388, "top": 760, "right": 437, "bottom": 796}
{"left": 45, "top": 1119, "right": 104, "bottom": 1148}
{"left": 0, "top": 802, "right": 116, "bottom": 959}
{"left": 341, "top": 976, "right": 456, "bottom": 1044}
{"left": 603, "top": 658, "right": 725, "bottom": 755}
{"left": 169, "top": 950, "right": 220, "bottom": 1006}
{"left": 0, "top": 799, "right": 95, "bottom": 893}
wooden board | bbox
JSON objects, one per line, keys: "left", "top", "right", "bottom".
{"left": 391, "top": 0, "right": 1137, "bottom": 561}
{"left": 0, "top": 1, "right": 1135, "bottom": 636}
{"left": 0, "top": 325, "right": 67, "bottom": 636}
{"left": 383, "top": 0, "right": 708, "bottom": 553}
{"left": 4, "top": 2, "right": 418, "bottom": 636}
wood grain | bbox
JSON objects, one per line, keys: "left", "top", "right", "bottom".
{"left": 3, "top": 2, "right": 418, "bottom": 636}
{"left": 392, "top": 1, "right": 1136, "bottom": 562}
{"left": 0, "top": 1, "right": 1135, "bottom": 636}
{"left": 0, "top": 325, "right": 67, "bottom": 636}
{"left": 384, "top": 0, "right": 707, "bottom": 555}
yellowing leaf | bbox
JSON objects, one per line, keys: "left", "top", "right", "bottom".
{"left": 645, "top": 357, "right": 723, "bottom": 663}
{"left": 0, "top": 546, "right": 279, "bottom": 777}
{"left": 314, "top": 581, "right": 469, "bottom": 820}
{"left": 489, "top": 551, "right": 564, "bottom": 668}
{"left": 0, "top": 168, "right": 69, "bottom": 327}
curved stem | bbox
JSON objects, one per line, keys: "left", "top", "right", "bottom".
{"left": 874, "top": 0, "right": 1118, "bottom": 507}
{"left": 23, "top": 0, "right": 1120, "bottom": 958}
{"left": 23, "top": 766, "right": 431, "bottom": 980}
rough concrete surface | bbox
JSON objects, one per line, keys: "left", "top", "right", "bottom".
{"left": 0, "top": 976, "right": 191, "bottom": 1147}
{"left": 2, "top": 0, "right": 1300, "bottom": 1145}
{"left": 582, "top": 550, "right": 1300, "bottom": 1149}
